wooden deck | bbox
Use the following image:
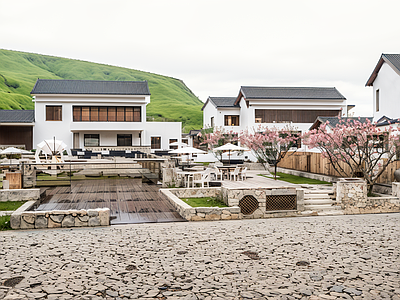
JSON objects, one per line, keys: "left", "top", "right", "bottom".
{"left": 37, "top": 179, "right": 185, "bottom": 224}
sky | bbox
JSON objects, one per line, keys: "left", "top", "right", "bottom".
{"left": 1, "top": 0, "right": 399, "bottom": 117}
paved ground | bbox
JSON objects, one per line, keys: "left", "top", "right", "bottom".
{"left": 0, "top": 213, "right": 399, "bottom": 300}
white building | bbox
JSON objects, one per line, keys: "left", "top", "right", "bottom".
{"left": 366, "top": 53, "right": 400, "bottom": 122}
{"left": 31, "top": 79, "right": 181, "bottom": 154}
{"left": 202, "top": 86, "right": 347, "bottom": 135}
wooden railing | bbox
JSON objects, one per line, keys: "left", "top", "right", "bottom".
{"left": 278, "top": 151, "right": 400, "bottom": 184}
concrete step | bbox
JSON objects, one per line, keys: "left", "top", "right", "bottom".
{"left": 304, "top": 189, "right": 334, "bottom": 194}
{"left": 304, "top": 204, "right": 342, "bottom": 211}
{"left": 304, "top": 194, "right": 333, "bottom": 199}
{"left": 304, "top": 199, "right": 335, "bottom": 205}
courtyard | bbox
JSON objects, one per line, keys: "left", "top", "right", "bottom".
{"left": 0, "top": 213, "right": 399, "bottom": 300}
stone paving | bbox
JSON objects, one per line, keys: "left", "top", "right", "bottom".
{"left": 0, "top": 213, "right": 399, "bottom": 300}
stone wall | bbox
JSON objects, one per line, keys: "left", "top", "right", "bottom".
{"left": 10, "top": 202, "right": 110, "bottom": 230}
{"left": 0, "top": 188, "right": 40, "bottom": 202}
{"left": 160, "top": 188, "right": 241, "bottom": 221}
{"left": 337, "top": 178, "right": 400, "bottom": 214}
{"left": 221, "top": 187, "right": 304, "bottom": 219}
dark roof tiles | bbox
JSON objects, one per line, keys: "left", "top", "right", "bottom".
{"left": 201, "top": 97, "right": 239, "bottom": 111}
{"left": 31, "top": 79, "right": 150, "bottom": 95}
{"left": 0, "top": 110, "right": 35, "bottom": 123}
{"left": 239, "top": 86, "right": 346, "bottom": 100}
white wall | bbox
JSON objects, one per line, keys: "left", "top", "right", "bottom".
{"left": 202, "top": 103, "right": 217, "bottom": 128}
{"left": 144, "top": 122, "right": 182, "bottom": 151}
{"left": 372, "top": 62, "right": 400, "bottom": 121}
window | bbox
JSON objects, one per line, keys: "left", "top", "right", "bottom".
{"left": 72, "top": 106, "right": 142, "bottom": 122}
{"left": 376, "top": 89, "right": 380, "bottom": 112}
{"left": 84, "top": 134, "right": 99, "bottom": 147}
{"left": 169, "top": 138, "right": 178, "bottom": 150}
{"left": 255, "top": 109, "right": 340, "bottom": 123}
{"left": 151, "top": 137, "right": 161, "bottom": 149}
{"left": 46, "top": 106, "right": 62, "bottom": 121}
{"left": 117, "top": 134, "right": 132, "bottom": 146}
{"left": 224, "top": 115, "right": 240, "bottom": 126}
{"left": 211, "top": 117, "right": 214, "bottom": 127}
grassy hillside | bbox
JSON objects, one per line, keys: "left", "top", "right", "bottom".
{"left": 0, "top": 49, "right": 203, "bottom": 131}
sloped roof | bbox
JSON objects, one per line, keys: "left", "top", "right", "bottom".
{"left": 201, "top": 97, "right": 238, "bottom": 111}
{"left": 0, "top": 110, "right": 35, "bottom": 123}
{"left": 366, "top": 54, "right": 400, "bottom": 86}
{"left": 31, "top": 79, "right": 151, "bottom": 95}
{"left": 235, "top": 86, "right": 346, "bottom": 105}
{"left": 309, "top": 116, "right": 372, "bottom": 131}
{"left": 375, "top": 117, "right": 400, "bottom": 127}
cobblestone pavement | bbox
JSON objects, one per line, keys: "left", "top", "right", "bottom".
{"left": 0, "top": 213, "right": 399, "bottom": 300}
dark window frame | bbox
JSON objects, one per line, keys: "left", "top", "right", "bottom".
{"left": 151, "top": 136, "right": 161, "bottom": 149}
{"left": 224, "top": 115, "right": 240, "bottom": 126}
{"left": 117, "top": 134, "right": 132, "bottom": 146}
{"left": 72, "top": 106, "right": 142, "bottom": 122}
{"left": 46, "top": 105, "right": 62, "bottom": 121}
{"left": 84, "top": 134, "right": 100, "bottom": 147}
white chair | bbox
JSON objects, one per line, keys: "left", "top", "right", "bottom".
{"left": 213, "top": 166, "right": 224, "bottom": 181}
{"left": 230, "top": 166, "right": 241, "bottom": 181}
{"left": 239, "top": 167, "right": 247, "bottom": 181}
{"left": 193, "top": 168, "right": 211, "bottom": 188}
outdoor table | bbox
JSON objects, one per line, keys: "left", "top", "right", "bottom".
{"left": 216, "top": 165, "right": 239, "bottom": 179}
{"left": 176, "top": 170, "right": 203, "bottom": 188}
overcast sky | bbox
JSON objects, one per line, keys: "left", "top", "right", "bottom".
{"left": 1, "top": 0, "right": 399, "bottom": 117}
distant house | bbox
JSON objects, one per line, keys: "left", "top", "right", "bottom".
{"left": 309, "top": 116, "right": 372, "bottom": 132}
{"left": 366, "top": 53, "right": 400, "bottom": 122}
{"left": 30, "top": 79, "right": 181, "bottom": 153}
{"left": 202, "top": 86, "right": 348, "bottom": 135}
{"left": 0, "top": 110, "right": 35, "bottom": 150}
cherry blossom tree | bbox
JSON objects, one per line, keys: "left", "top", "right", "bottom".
{"left": 303, "top": 118, "right": 400, "bottom": 194}
{"left": 199, "top": 127, "right": 237, "bottom": 162}
{"left": 238, "top": 125, "right": 299, "bottom": 179}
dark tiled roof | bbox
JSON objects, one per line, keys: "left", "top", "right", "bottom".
{"left": 188, "top": 130, "right": 201, "bottom": 136}
{"left": 201, "top": 97, "right": 239, "bottom": 111}
{"left": 375, "top": 117, "right": 400, "bottom": 127}
{"left": 366, "top": 54, "right": 400, "bottom": 86}
{"left": 239, "top": 86, "right": 346, "bottom": 100}
{"left": 309, "top": 116, "right": 372, "bottom": 130}
{"left": 0, "top": 110, "right": 35, "bottom": 123}
{"left": 31, "top": 79, "right": 151, "bottom": 95}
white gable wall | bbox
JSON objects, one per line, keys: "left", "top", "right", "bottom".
{"left": 372, "top": 62, "right": 400, "bottom": 121}
{"left": 202, "top": 102, "right": 217, "bottom": 128}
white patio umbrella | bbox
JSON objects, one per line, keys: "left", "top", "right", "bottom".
{"left": 169, "top": 141, "right": 188, "bottom": 147}
{"left": 213, "top": 143, "right": 248, "bottom": 165}
{"left": 0, "top": 147, "right": 29, "bottom": 155}
{"left": 37, "top": 139, "right": 67, "bottom": 155}
{"left": 169, "top": 146, "right": 206, "bottom": 154}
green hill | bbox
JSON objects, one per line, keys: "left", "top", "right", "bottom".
{"left": 0, "top": 49, "right": 203, "bottom": 131}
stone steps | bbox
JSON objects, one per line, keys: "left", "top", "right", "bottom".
{"left": 303, "top": 189, "right": 342, "bottom": 215}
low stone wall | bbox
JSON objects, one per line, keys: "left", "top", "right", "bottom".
{"left": 221, "top": 187, "right": 304, "bottom": 219}
{"left": 277, "top": 167, "right": 336, "bottom": 183}
{"left": 337, "top": 179, "right": 400, "bottom": 214}
{"left": 0, "top": 189, "right": 40, "bottom": 202}
{"left": 10, "top": 202, "right": 110, "bottom": 230}
{"left": 160, "top": 188, "right": 241, "bottom": 221}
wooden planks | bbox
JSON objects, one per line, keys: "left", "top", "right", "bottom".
{"left": 36, "top": 178, "right": 185, "bottom": 224}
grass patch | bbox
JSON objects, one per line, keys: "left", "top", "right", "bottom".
{"left": 0, "top": 216, "right": 11, "bottom": 231}
{"left": 0, "top": 201, "right": 26, "bottom": 211}
{"left": 260, "top": 172, "right": 331, "bottom": 185}
{"left": 181, "top": 197, "right": 228, "bottom": 208}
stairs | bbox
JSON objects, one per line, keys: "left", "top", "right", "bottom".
{"left": 303, "top": 188, "right": 343, "bottom": 216}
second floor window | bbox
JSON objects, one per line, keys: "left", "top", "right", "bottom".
{"left": 73, "top": 106, "right": 141, "bottom": 122}
{"left": 376, "top": 89, "right": 380, "bottom": 112}
{"left": 151, "top": 137, "right": 161, "bottom": 149}
{"left": 224, "top": 115, "right": 239, "bottom": 126}
{"left": 46, "top": 105, "right": 62, "bottom": 121}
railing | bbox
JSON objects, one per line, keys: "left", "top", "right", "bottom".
{"left": 83, "top": 146, "right": 151, "bottom": 153}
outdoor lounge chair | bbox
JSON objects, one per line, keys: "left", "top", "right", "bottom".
{"left": 213, "top": 166, "right": 224, "bottom": 181}
{"left": 229, "top": 166, "right": 241, "bottom": 181}
{"left": 239, "top": 167, "right": 247, "bottom": 180}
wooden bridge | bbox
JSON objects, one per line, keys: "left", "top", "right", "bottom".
{"left": 37, "top": 178, "right": 185, "bottom": 224}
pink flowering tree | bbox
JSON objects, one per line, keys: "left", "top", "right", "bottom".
{"left": 199, "top": 127, "right": 237, "bottom": 162}
{"left": 238, "top": 125, "right": 299, "bottom": 179}
{"left": 303, "top": 118, "right": 400, "bottom": 194}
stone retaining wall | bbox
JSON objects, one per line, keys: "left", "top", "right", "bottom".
{"left": 221, "top": 187, "right": 304, "bottom": 219}
{"left": 337, "top": 179, "right": 400, "bottom": 214}
{"left": 160, "top": 188, "right": 241, "bottom": 221}
{"left": 0, "top": 189, "right": 40, "bottom": 202}
{"left": 277, "top": 167, "right": 336, "bottom": 183}
{"left": 10, "top": 202, "right": 110, "bottom": 230}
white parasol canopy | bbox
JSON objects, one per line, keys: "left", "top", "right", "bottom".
{"left": 213, "top": 143, "right": 248, "bottom": 152}
{"left": 37, "top": 139, "right": 67, "bottom": 155}
{"left": 169, "top": 146, "right": 206, "bottom": 154}
{"left": 169, "top": 141, "right": 188, "bottom": 147}
{"left": 0, "top": 147, "right": 31, "bottom": 155}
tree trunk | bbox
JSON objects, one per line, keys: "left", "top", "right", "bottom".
{"left": 274, "top": 163, "right": 277, "bottom": 180}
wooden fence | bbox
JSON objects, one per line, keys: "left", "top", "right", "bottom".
{"left": 277, "top": 152, "right": 400, "bottom": 184}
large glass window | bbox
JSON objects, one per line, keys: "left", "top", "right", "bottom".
{"left": 117, "top": 134, "right": 132, "bottom": 146}
{"left": 73, "top": 106, "right": 141, "bottom": 122}
{"left": 46, "top": 106, "right": 62, "bottom": 121}
{"left": 224, "top": 115, "right": 240, "bottom": 126}
{"left": 255, "top": 109, "right": 341, "bottom": 123}
{"left": 151, "top": 137, "right": 161, "bottom": 149}
{"left": 84, "top": 134, "right": 100, "bottom": 147}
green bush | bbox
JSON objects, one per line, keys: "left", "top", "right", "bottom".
{"left": 0, "top": 216, "right": 11, "bottom": 231}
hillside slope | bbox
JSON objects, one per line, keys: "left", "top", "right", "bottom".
{"left": 0, "top": 49, "right": 203, "bottom": 131}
